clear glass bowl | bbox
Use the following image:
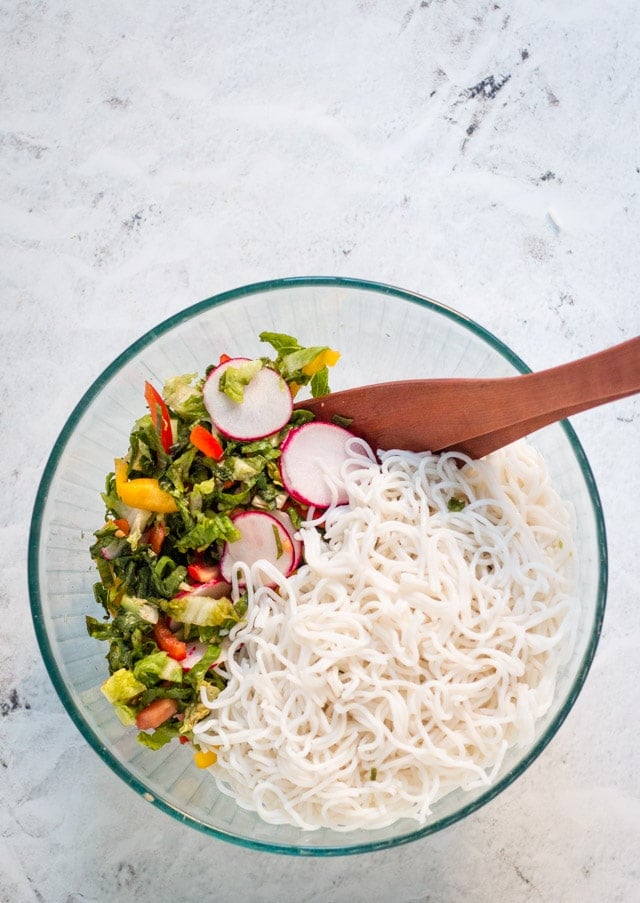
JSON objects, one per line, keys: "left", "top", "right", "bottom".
{"left": 29, "top": 277, "right": 607, "bottom": 855}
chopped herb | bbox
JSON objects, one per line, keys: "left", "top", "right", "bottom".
{"left": 272, "top": 523, "right": 284, "bottom": 559}
{"left": 370, "top": 767, "right": 378, "bottom": 781}
{"left": 332, "top": 413, "right": 354, "bottom": 428}
{"left": 447, "top": 496, "right": 466, "bottom": 512}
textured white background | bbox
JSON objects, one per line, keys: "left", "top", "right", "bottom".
{"left": 2, "top": 1, "right": 640, "bottom": 901}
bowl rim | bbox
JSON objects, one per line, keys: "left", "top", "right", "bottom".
{"left": 28, "top": 275, "right": 608, "bottom": 855}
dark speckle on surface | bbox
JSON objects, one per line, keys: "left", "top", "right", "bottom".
{"left": 116, "top": 862, "right": 137, "bottom": 890}
{"left": 399, "top": 7, "right": 414, "bottom": 31}
{"left": 123, "top": 210, "right": 144, "bottom": 231}
{"left": 1, "top": 687, "right": 31, "bottom": 716}
{"left": 1, "top": 132, "right": 48, "bottom": 159}
{"left": 104, "top": 96, "right": 130, "bottom": 109}
{"left": 468, "top": 73, "right": 511, "bottom": 100}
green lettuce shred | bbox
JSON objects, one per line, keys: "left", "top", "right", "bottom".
{"left": 175, "top": 512, "right": 240, "bottom": 553}
{"left": 218, "top": 359, "right": 263, "bottom": 403}
{"left": 160, "top": 594, "right": 237, "bottom": 628}
{"left": 137, "top": 722, "right": 181, "bottom": 750}
{"left": 101, "top": 668, "right": 146, "bottom": 704}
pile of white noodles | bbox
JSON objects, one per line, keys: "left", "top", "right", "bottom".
{"left": 194, "top": 439, "right": 577, "bottom": 832}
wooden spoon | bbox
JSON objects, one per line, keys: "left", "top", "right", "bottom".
{"left": 296, "top": 336, "right": 640, "bottom": 458}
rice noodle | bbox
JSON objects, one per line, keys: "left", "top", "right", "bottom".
{"left": 194, "top": 440, "right": 577, "bottom": 831}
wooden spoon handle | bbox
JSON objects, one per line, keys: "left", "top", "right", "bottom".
{"left": 442, "top": 335, "right": 640, "bottom": 456}
{"left": 451, "top": 386, "right": 636, "bottom": 459}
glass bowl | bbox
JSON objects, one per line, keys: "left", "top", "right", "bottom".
{"left": 29, "top": 277, "right": 607, "bottom": 855}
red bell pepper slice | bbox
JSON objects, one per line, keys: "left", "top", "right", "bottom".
{"left": 144, "top": 381, "right": 173, "bottom": 454}
{"left": 148, "top": 522, "right": 167, "bottom": 556}
{"left": 189, "top": 424, "right": 224, "bottom": 460}
{"left": 187, "top": 561, "right": 220, "bottom": 583}
{"left": 153, "top": 618, "right": 187, "bottom": 661}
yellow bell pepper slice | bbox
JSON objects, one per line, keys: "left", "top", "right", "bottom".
{"left": 114, "top": 458, "right": 178, "bottom": 514}
{"left": 301, "top": 348, "right": 340, "bottom": 377}
{"left": 193, "top": 748, "right": 217, "bottom": 768}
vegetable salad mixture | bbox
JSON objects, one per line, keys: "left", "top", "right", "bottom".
{"left": 87, "top": 333, "right": 340, "bottom": 760}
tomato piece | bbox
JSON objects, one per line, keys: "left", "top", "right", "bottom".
{"left": 135, "top": 698, "right": 179, "bottom": 730}
{"left": 144, "top": 381, "right": 173, "bottom": 453}
{"left": 153, "top": 618, "right": 187, "bottom": 661}
{"left": 189, "top": 424, "right": 224, "bottom": 460}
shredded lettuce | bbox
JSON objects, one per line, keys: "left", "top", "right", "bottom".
{"left": 218, "top": 359, "right": 263, "bottom": 403}
{"left": 160, "top": 594, "right": 237, "bottom": 627}
{"left": 184, "top": 644, "right": 221, "bottom": 688}
{"left": 133, "top": 651, "right": 183, "bottom": 686}
{"left": 175, "top": 512, "right": 240, "bottom": 553}
{"left": 120, "top": 595, "right": 159, "bottom": 624}
{"left": 162, "top": 372, "right": 207, "bottom": 420}
{"left": 114, "top": 703, "right": 138, "bottom": 726}
{"left": 179, "top": 702, "right": 211, "bottom": 735}
{"left": 101, "top": 668, "right": 146, "bottom": 704}
{"left": 137, "top": 722, "right": 181, "bottom": 750}
{"left": 151, "top": 556, "right": 188, "bottom": 598}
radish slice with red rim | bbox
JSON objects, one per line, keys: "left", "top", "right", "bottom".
{"left": 203, "top": 357, "right": 293, "bottom": 440}
{"left": 181, "top": 640, "right": 209, "bottom": 671}
{"left": 220, "top": 510, "right": 296, "bottom": 586}
{"left": 181, "top": 640, "right": 225, "bottom": 671}
{"left": 280, "top": 422, "right": 356, "bottom": 508}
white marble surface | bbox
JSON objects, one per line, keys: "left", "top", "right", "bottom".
{"left": 2, "top": 1, "right": 640, "bottom": 900}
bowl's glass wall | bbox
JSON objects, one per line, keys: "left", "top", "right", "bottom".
{"left": 30, "top": 278, "right": 606, "bottom": 854}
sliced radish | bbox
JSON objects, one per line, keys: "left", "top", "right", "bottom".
{"left": 220, "top": 510, "right": 295, "bottom": 585}
{"left": 181, "top": 640, "right": 209, "bottom": 670}
{"left": 269, "top": 509, "right": 303, "bottom": 571}
{"left": 180, "top": 640, "right": 225, "bottom": 671}
{"left": 280, "top": 422, "right": 356, "bottom": 508}
{"left": 175, "top": 577, "right": 232, "bottom": 600}
{"left": 181, "top": 641, "right": 226, "bottom": 671}
{"left": 203, "top": 357, "right": 293, "bottom": 440}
